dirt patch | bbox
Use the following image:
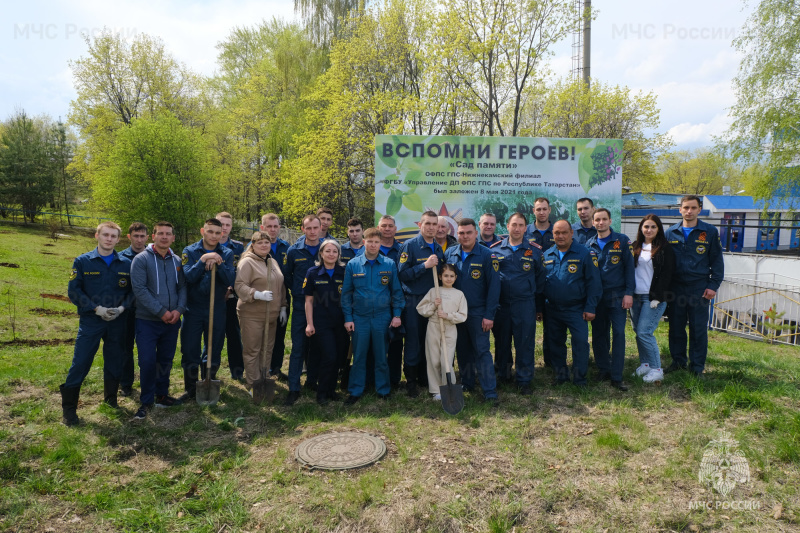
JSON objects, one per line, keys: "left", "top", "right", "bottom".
{"left": 40, "top": 293, "right": 70, "bottom": 302}
{"left": 0, "top": 262, "right": 20, "bottom": 268}
{"left": 40, "top": 251, "right": 55, "bottom": 255}
{"left": 43, "top": 243, "right": 55, "bottom": 247}
{"left": 1, "top": 338, "right": 74, "bottom": 347}
{"left": 29, "top": 308, "right": 76, "bottom": 317}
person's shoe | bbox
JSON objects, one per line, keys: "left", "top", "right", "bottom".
{"left": 283, "top": 391, "right": 301, "bottom": 406}
{"left": 692, "top": 370, "right": 706, "bottom": 380}
{"left": 103, "top": 379, "right": 119, "bottom": 408}
{"left": 59, "top": 384, "right": 81, "bottom": 427}
{"left": 432, "top": 393, "right": 442, "bottom": 401}
{"left": 155, "top": 395, "right": 183, "bottom": 408}
{"left": 119, "top": 385, "right": 133, "bottom": 397}
{"left": 133, "top": 404, "right": 152, "bottom": 420}
{"left": 272, "top": 371, "right": 289, "bottom": 382}
{"left": 378, "top": 393, "right": 391, "bottom": 401}
{"left": 405, "top": 367, "right": 419, "bottom": 398}
{"left": 461, "top": 384, "right": 475, "bottom": 393}
{"left": 664, "top": 361, "right": 687, "bottom": 374}
{"left": 518, "top": 384, "right": 533, "bottom": 396}
{"left": 643, "top": 368, "right": 664, "bottom": 384}
{"left": 633, "top": 363, "right": 651, "bottom": 377}
{"left": 484, "top": 396, "right": 499, "bottom": 407}
{"left": 344, "top": 395, "right": 361, "bottom": 405}
{"left": 610, "top": 380, "right": 629, "bottom": 391}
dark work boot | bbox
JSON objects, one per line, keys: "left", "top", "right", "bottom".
{"left": 405, "top": 366, "right": 419, "bottom": 398}
{"left": 59, "top": 384, "right": 81, "bottom": 426}
{"left": 179, "top": 368, "right": 198, "bottom": 402}
{"left": 103, "top": 379, "right": 119, "bottom": 408}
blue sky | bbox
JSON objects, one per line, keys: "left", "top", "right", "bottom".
{"left": 1, "top": 0, "right": 752, "bottom": 150}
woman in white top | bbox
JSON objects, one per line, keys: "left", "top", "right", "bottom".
{"left": 630, "top": 215, "right": 675, "bottom": 383}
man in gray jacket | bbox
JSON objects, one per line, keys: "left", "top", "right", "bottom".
{"left": 130, "top": 221, "right": 187, "bottom": 420}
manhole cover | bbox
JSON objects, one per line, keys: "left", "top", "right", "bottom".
{"left": 295, "top": 432, "right": 387, "bottom": 470}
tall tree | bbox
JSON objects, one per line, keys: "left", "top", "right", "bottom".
{"left": 727, "top": 0, "right": 800, "bottom": 203}
{"left": 294, "top": 0, "right": 366, "bottom": 46}
{"left": 0, "top": 111, "right": 54, "bottom": 222}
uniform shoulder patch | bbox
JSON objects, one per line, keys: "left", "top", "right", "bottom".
{"left": 489, "top": 240, "right": 502, "bottom": 248}
{"left": 69, "top": 269, "right": 77, "bottom": 281}
{"left": 528, "top": 239, "right": 542, "bottom": 249}
{"left": 303, "top": 277, "right": 308, "bottom": 288}
{"left": 181, "top": 253, "right": 189, "bottom": 265}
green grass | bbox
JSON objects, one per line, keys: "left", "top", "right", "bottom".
{"left": 1, "top": 221, "right": 800, "bottom": 531}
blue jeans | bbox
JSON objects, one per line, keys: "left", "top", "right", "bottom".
{"left": 592, "top": 293, "right": 628, "bottom": 381}
{"left": 136, "top": 318, "right": 181, "bottom": 405}
{"left": 456, "top": 313, "right": 498, "bottom": 399}
{"left": 545, "top": 305, "right": 590, "bottom": 385}
{"left": 629, "top": 294, "right": 666, "bottom": 369}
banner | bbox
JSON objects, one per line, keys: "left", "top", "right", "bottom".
{"left": 374, "top": 134, "right": 623, "bottom": 239}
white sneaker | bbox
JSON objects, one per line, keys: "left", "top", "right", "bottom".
{"left": 643, "top": 368, "right": 664, "bottom": 383}
{"left": 633, "top": 363, "right": 651, "bottom": 377}
{"left": 432, "top": 393, "right": 442, "bottom": 401}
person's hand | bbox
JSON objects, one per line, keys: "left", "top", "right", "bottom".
{"left": 482, "top": 318, "right": 493, "bottom": 332}
{"left": 622, "top": 295, "right": 633, "bottom": 310}
{"left": 200, "top": 252, "right": 223, "bottom": 269}
{"left": 649, "top": 300, "right": 661, "bottom": 309}
{"left": 583, "top": 312, "right": 596, "bottom": 321}
{"left": 702, "top": 289, "right": 716, "bottom": 300}
{"left": 225, "top": 287, "right": 234, "bottom": 299}
{"left": 390, "top": 316, "right": 401, "bottom": 328}
{"left": 424, "top": 255, "right": 439, "bottom": 269}
{"left": 279, "top": 307, "right": 288, "bottom": 326}
{"left": 161, "top": 311, "right": 173, "bottom": 324}
{"left": 305, "top": 324, "right": 315, "bottom": 337}
{"left": 437, "top": 310, "right": 448, "bottom": 319}
{"left": 95, "top": 306, "right": 111, "bottom": 319}
{"left": 169, "top": 311, "right": 182, "bottom": 324}
{"left": 345, "top": 321, "right": 355, "bottom": 332}
{"left": 434, "top": 297, "right": 442, "bottom": 306}
{"left": 254, "top": 290, "right": 274, "bottom": 301}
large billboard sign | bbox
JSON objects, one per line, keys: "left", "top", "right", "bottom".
{"left": 374, "top": 134, "right": 623, "bottom": 239}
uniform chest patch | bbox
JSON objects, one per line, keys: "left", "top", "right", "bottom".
{"left": 698, "top": 231, "right": 707, "bottom": 242}
{"left": 613, "top": 240, "right": 620, "bottom": 249}
{"left": 522, "top": 262, "right": 531, "bottom": 271}
{"left": 696, "top": 245, "right": 706, "bottom": 254}
{"left": 568, "top": 264, "right": 578, "bottom": 273}
{"left": 119, "top": 278, "right": 128, "bottom": 287}
{"left": 492, "top": 257, "right": 499, "bottom": 272}
{"left": 381, "top": 275, "right": 389, "bottom": 285}
{"left": 400, "top": 252, "right": 408, "bottom": 263}
{"left": 610, "top": 255, "right": 620, "bottom": 264}
{"left": 524, "top": 249, "right": 533, "bottom": 256}
{"left": 471, "top": 269, "right": 482, "bottom": 279}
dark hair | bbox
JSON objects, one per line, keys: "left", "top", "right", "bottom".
{"left": 576, "top": 197, "right": 594, "bottom": 207}
{"left": 593, "top": 208, "right": 612, "bottom": 220}
{"left": 302, "top": 214, "right": 320, "bottom": 228}
{"left": 421, "top": 210, "right": 438, "bottom": 220}
{"left": 632, "top": 214, "right": 667, "bottom": 267}
{"left": 363, "top": 227, "right": 381, "bottom": 240}
{"left": 458, "top": 218, "right": 477, "bottom": 229}
{"left": 128, "top": 222, "right": 148, "bottom": 234}
{"left": 347, "top": 217, "right": 363, "bottom": 228}
{"left": 153, "top": 221, "right": 173, "bottom": 231}
{"left": 205, "top": 218, "right": 222, "bottom": 227}
{"left": 507, "top": 212, "right": 528, "bottom": 225}
{"left": 680, "top": 195, "right": 703, "bottom": 208}
{"left": 440, "top": 263, "right": 458, "bottom": 278}
{"left": 534, "top": 197, "right": 550, "bottom": 206}
{"left": 316, "top": 207, "right": 333, "bottom": 216}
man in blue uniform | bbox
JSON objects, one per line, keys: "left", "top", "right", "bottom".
{"left": 398, "top": 210, "right": 445, "bottom": 397}
{"left": 283, "top": 214, "right": 322, "bottom": 405}
{"left": 119, "top": 222, "right": 148, "bottom": 398}
{"left": 446, "top": 218, "right": 501, "bottom": 404}
{"left": 379, "top": 215, "right": 405, "bottom": 387}
{"left": 341, "top": 217, "right": 365, "bottom": 263}
{"left": 179, "top": 218, "right": 235, "bottom": 400}
{"left": 541, "top": 220, "right": 603, "bottom": 387}
{"left": 492, "top": 212, "right": 545, "bottom": 394}
{"left": 526, "top": 197, "right": 555, "bottom": 368}
{"left": 62, "top": 222, "right": 134, "bottom": 426}
{"left": 216, "top": 211, "right": 245, "bottom": 381}
{"left": 665, "top": 195, "right": 724, "bottom": 377}
{"left": 572, "top": 198, "right": 597, "bottom": 245}
{"left": 342, "top": 227, "right": 404, "bottom": 404}
{"left": 260, "top": 213, "right": 291, "bottom": 380}
{"left": 586, "top": 208, "right": 635, "bottom": 390}
{"left": 478, "top": 213, "right": 502, "bottom": 248}
{"left": 294, "top": 207, "right": 335, "bottom": 245}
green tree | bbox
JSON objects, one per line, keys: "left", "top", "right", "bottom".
{"left": 294, "top": 0, "right": 366, "bottom": 46}
{"left": 0, "top": 110, "right": 54, "bottom": 222}
{"left": 727, "top": 0, "right": 800, "bottom": 204}
{"left": 48, "top": 120, "right": 80, "bottom": 225}
{"left": 98, "top": 114, "right": 218, "bottom": 247}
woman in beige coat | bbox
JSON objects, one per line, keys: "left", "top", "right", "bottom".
{"left": 235, "top": 232, "right": 288, "bottom": 390}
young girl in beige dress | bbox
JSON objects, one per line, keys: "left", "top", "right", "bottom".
{"left": 416, "top": 264, "right": 468, "bottom": 400}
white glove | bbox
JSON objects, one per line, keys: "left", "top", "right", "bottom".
{"left": 279, "top": 307, "right": 288, "bottom": 327}
{"left": 649, "top": 300, "right": 660, "bottom": 309}
{"left": 254, "top": 290, "right": 274, "bottom": 302}
{"left": 95, "top": 306, "right": 109, "bottom": 318}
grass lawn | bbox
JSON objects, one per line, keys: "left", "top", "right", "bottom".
{"left": 1, "top": 222, "right": 799, "bottom": 532}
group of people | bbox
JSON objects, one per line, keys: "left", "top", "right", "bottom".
{"left": 60, "top": 195, "right": 723, "bottom": 425}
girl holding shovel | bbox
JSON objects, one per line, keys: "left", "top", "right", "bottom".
{"left": 416, "top": 264, "right": 468, "bottom": 400}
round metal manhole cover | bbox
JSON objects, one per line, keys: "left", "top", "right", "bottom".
{"left": 295, "top": 432, "right": 387, "bottom": 470}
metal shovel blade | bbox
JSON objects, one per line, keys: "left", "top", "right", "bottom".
{"left": 196, "top": 377, "right": 221, "bottom": 406}
{"left": 440, "top": 374, "right": 464, "bottom": 415}
{"left": 252, "top": 376, "right": 276, "bottom": 404}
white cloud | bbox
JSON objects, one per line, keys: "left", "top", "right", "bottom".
{"left": 667, "top": 113, "right": 732, "bottom": 145}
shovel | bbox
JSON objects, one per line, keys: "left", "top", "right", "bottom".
{"left": 433, "top": 269, "right": 464, "bottom": 415}
{"left": 197, "top": 263, "right": 221, "bottom": 406}
{"left": 252, "top": 258, "right": 276, "bottom": 404}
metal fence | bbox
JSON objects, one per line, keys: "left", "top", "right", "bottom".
{"left": 710, "top": 273, "right": 800, "bottom": 346}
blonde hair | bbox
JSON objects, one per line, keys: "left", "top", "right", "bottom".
{"left": 96, "top": 221, "right": 121, "bottom": 236}
{"left": 314, "top": 239, "right": 344, "bottom": 267}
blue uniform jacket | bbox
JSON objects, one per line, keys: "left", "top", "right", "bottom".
{"left": 341, "top": 254, "right": 404, "bottom": 321}
{"left": 398, "top": 233, "right": 445, "bottom": 296}
{"left": 68, "top": 248, "right": 134, "bottom": 315}
{"left": 295, "top": 232, "right": 335, "bottom": 246}
{"left": 586, "top": 231, "right": 636, "bottom": 297}
{"left": 379, "top": 240, "right": 402, "bottom": 264}
{"left": 542, "top": 241, "right": 602, "bottom": 314}
{"left": 304, "top": 263, "right": 346, "bottom": 326}
{"left": 181, "top": 240, "right": 235, "bottom": 310}
{"left": 445, "top": 243, "right": 501, "bottom": 320}
{"left": 119, "top": 246, "right": 144, "bottom": 307}
{"left": 341, "top": 242, "right": 365, "bottom": 264}
{"left": 666, "top": 219, "right": 724, "bottom": 291}
{"left": 479, "top": 234, "right": 502, "bottom": 248}
{"left": 221, "top": 238, "right": 244, "bottom": 267}
{"left": 572, "top": 222, "right": 597, "bottom": 245}
{"left": 525, "top": 222, "right": 555, "bottom": 250}
{"left": 283, "top": 240, "right": 320, "bottom": 307}
{"left": 491, "top": 238, "right": 545, "bottom": 302}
